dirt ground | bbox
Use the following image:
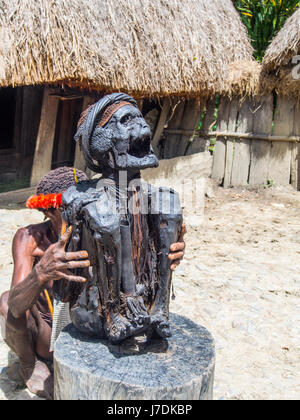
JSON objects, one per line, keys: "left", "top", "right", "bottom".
{"left": 0, "top": 182, "right": 299, "bottom": 400}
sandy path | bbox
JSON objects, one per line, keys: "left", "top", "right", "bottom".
{"left": 0, "top": 209, "right": 44, "bottom": 399}
{"left": 0, "top": 184, "right": 299, "bottom": 400}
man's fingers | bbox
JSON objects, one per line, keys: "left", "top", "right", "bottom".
{"left": 170, "top": 242, "right": 185, "bottom": 252}
{"left": 32, "top": 247, "right": 45, "bottom": 258}
{"left": 65, "top": 251, "right": 89, "bottom": 261}
{"left": 58, "top": 226, "right": 73, "bottom": 248}
{"left": 42, "top": 235, "right": 53, "bottom": 248}
{"left": 58, "top": 271, "right": 86, "bottom": 283}
{"left": 179, "top": 222, "right": 187, "bottom": 242}
{"left": 168, "top": 251, "right": 184, "bottom": 261}
{"left": 170, "top": 260, "right": 180, "bottom": 271}
{"left": 62, "top": 260, "right": 90, "bottom": 270}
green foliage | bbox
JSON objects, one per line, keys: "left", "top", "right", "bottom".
{"left": 208, "top": 138, "right": 217, "bottom": 155}
{"left": 234, "top": 0, "right": 300, "bottom": 61}
{"left": 264, "top": 178, "right": 274, "bottom": 188}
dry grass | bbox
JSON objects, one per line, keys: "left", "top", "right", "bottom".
{"left": 225, "top": 60, "right": 263, "bottom": 98}
{"left": 0, "top": 0, "right": 254, "bottom": 98}
{"left": 262, "top": 7, "right": 300, "bottom": 97}
{"left": 263, "top": 7, "right": 300, "bottom": 72}
{"left": 270, "top": 66, "right": 300, "bottom": 97}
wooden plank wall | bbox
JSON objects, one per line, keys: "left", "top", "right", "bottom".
{"left": 186, "top": 98, "right": 215, "bottom": 156}
{"left": 210, "top": 94, "right": 300, "bottom": 190}
{"left": 248, "top": 94, "right": 273, "bottom": 186}
{"left": 30, "top": 89, "right": 60, "bottom": 186}
{"left": 160, "top": 99, "right": 204, "bottom": 159}
{"left": 8, "top": 90, "right": 298, "bottom": 190}
{"left": 293, "top": 101, "right": 300, "bottom": 190}
{"left": 155, "top": 94, "right": 300, "bottom": 190}
{"left": 74, "top": 96, "right": 95, "bottom": 172}
{"left": 210, "top": 97, "right": 230, "bottom": 185}
{"left": 268, "top": 96, "right": 296, "bottom": 186}
{"left": 52, "top": 98, "right": 83, "bottom": 168}
{"left": 12, "top": 86, "right": 44, "bottom": 178}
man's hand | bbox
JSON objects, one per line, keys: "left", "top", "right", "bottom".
{"left": 169, "top": 223, "right": 186, "bottom": 271}
{"left": 35, "top": 226, "right": 89, "bottom": 285}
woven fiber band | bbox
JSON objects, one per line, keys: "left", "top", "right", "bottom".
{"left": 98, "top": 101, "right": 133, "bottom": 127}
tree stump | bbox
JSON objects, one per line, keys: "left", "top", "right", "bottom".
{"left": 54, "top": 313, "right": 215, "bottom": 400}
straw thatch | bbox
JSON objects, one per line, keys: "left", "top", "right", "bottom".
{"left": 0, "top": 0, "right": 254, "bottom": 98}
{"left": 263, "top": 8, "right": 300, "bottom": 72}
{"left": 224, "top": 60, "right": 263, "bottom": 98}
{"left": 263, "top": 7, "right": 300, "bottom": 96}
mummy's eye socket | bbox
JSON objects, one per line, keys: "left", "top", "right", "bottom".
{"left": 121, "top": 114, "right": 132, "bottom": 124}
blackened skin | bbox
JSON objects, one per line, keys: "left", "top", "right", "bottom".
{"left": 57, "top": 95, "right": 182, "bottom": 344}
{"left": 88, "top": 105, "right": 159, "bottom": 177}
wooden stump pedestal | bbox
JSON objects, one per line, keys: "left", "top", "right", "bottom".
{"left": 54, "top": 313, "right": 215, "bottom": 400}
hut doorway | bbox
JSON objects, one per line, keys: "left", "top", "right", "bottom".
{"left": 30, "top": 91, "right": 94, "bottom": 187}
{"left": 0, "top": 87, "right": 16, "bottom": 150}
{"left": 0, "top": 87, "right": 18, "bottom": 184}
{"left": 51, "top": 97, "right": 83, "bottom": 169}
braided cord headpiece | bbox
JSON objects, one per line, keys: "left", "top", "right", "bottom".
{"left": 98, "top": 101, "right": 132, "bottom": 127}
{"left": 74, "top": 93, "right": 138, "bottom": 173}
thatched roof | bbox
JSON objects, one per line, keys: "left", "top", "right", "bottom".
{"left": 0, "top": 0, "right": 255, "bottom": 98}
{"left": 224, "top": 60, "right": 264, "bottom": 98}
{"left": 263, "top": 8, "right": 300, "bottom": 71}
{"left": 262, "top": 7, "right": 300, "bottom": 96}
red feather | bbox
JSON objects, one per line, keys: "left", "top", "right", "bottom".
{"left": 26, "top": 192, "right": 63, "bottom": 210}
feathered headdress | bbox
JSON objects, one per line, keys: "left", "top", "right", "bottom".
{"left": 26, "top": 168, "right": 80, "bottom": 210}
{"left": 26, "top": 193, "right": 63, "bottom": 210}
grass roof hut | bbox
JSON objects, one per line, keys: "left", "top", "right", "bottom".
{"left": 0, "top": 0, "right": 255, "bottom": 189}
{"left": 262, "top": 7, "right": 300, "bottom": 97}
{"left": 252, "top": 8, "right": 300, "bottom": 191}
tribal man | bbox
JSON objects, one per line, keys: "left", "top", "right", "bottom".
{"left": 0, "top": 166, "right": 186, "bottom": 399}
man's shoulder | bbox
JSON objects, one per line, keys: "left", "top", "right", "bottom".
{"left": 13, "top": 222, "right": 49, "bottom": 247}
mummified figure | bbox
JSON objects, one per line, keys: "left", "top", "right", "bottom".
{"left": 55, "top": 93, "right": 182, "bottom": 344}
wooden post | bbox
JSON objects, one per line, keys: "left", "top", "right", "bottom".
{"left": 30, "top": 89, "right": 59, "bottom": 186}
{"left": 292, "top": 100, "right": 300, "bottom": 190}
{"left": 248, "top": 94, "right": 274, "bottom": 186}
{"left": 223, "top": 98, "right": 239, "bottom": 188}
{"left": 136, "top": 98, "right": 144, "bottom": 110}
{"left": 162, "top": 100, "right": 186, "bottom": 159}
{"left": 162, "top": 99, "right": 204, "bottom": 159}
{"left": 229, "top": 98, "right": 255, "bottom": 187}
{"left": 268, "top": 96, "right": 296, "bottom": 187}
{"left": 211, "top": 97, "right": 230, "bottom": 185}
{"left": 152, "top": 98, "right": 170, "bottom": 156}
{"left": 147, "top": 98, "right": 205, "bottom": 160}
{"left": 176, "top": 98, "right": 204, "bottom": 157}
{"left": 14, "top": 87, "right": 44, "bottom": 179}
{"left": 186, "top": 97, "right": 216, "bottom": 156}
{"left": 73, "top": 96, "right": 95, "bottom": 172}
{"left": 54, "top": 314, "right": 215, "bottom": 400}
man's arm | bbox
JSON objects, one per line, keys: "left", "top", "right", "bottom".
{"left": 8, "top": 227, "right": 44, "bottom": 318}
{"left": 8, "top": 227, "right": 89, "bottom": 318}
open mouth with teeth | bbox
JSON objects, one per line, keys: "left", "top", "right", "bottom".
{"left": 114, "top": 134, "right": 159, "bottom": 171}
{"left": 128, "top": 134, "right": 152, "bottom": 158}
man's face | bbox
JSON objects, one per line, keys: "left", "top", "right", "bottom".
{"left": 44, "top": 208, "right": 63, "bottom": 226}
{"left": 90, "top": 105, "right": 159, "bottom": 171}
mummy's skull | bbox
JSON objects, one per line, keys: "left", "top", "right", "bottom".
{"left": 75, "top": 93, "right": 159, "bottom": 174}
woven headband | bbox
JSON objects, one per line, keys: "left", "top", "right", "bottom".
{"left": 97, "top": 101, "right": 133, "bottom": 127}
